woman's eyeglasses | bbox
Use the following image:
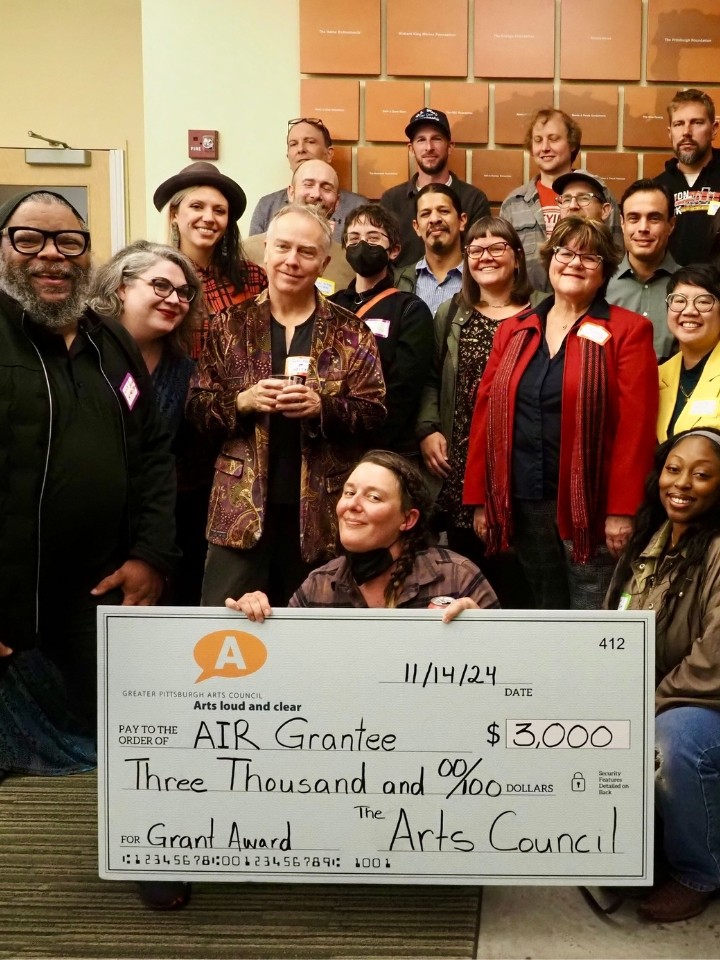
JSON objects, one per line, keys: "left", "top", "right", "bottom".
{"left": 666, "top": 293, "right": 717, "bottom": 313}
{"left": 466, "top": 241, "right": 510, "bottom": 260}
{"left": 145, "top": 277, "right": 196, "bottom": 303}
{"left": 552, "top": 247, "right": 603, "bottom": 270}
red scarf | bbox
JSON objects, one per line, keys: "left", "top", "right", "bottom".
{"left": 485, "top": 330, "right": 607, "bottom": 563}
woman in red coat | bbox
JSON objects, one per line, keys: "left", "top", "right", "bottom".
{"left": 463, "top": 217, "right": 659, "bottom": 609}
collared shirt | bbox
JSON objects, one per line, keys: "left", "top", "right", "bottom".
{"left": 289, "top": 546, "right": 500, "bottom": 609}
{"left": 605, "top": 252, "right": 679, "bottom": 361}
{"left": 512, "top": 297, "right": 566, "bottom": 499}
{"left": 413, "top": 257, "right": 463, "bottom": 317}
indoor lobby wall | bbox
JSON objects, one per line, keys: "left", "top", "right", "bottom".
{"left": 141, "top": 0, "right": 300, "bottom": 241}
{"left": 0, "top": 0, "right": 146, "bottom": 238}
{"left": 299, "top": 0, "right": 720, "bottom": 206}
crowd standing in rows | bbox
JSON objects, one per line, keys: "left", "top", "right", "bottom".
{"left": 1, "top": 87, "right": 720, "bottom": 921}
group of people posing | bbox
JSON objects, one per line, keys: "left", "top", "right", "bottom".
{"left": 1, "top": 86, "right": 720, "bottom": 923}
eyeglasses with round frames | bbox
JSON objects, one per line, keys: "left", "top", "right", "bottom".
{"left": 143, "top": 277, "right": 196, "bottom": 303}
{"left": 666, "top": 293, "right": 717, "bottom": 313}
{"left": 552, "top": 246, "right": 603, "bottom": 270}
{"left": 466, "top": 241, "right": 511, "bottom": 260}
{"left": 1, "top": 226, "right": 90, "bottom": 258}
{"left": 556, "top": 193, "right": 602, "bottom": 207}
{"left": 345, "top": 231, "right": 389, "bottom": 247}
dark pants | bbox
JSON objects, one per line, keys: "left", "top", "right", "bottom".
{"left": 37, "top": 582, "right": 124, "bottom": 735}
{"left": 201, "top": 504, "right": 316, "bottom": 608}
{"left": 446, "top": 526, "right": 533, "bottom": 609}
{"left": 511, "top": 499, "right": 614, "bottom": 610}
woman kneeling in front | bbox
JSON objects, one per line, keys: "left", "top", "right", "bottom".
{"left": 228, "top": 450, "right": 499, "bottom": 621}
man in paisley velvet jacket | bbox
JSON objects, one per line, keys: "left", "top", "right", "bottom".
{"left": 188, "top": 204, "right": 386, "bottom": 606}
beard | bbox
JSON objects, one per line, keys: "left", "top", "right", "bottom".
{"left": 675, "top": 139, "right": 707, "bottom": 166}
{"left": 0, "top": 256, "right": 91, "bottom": 331}
{"left": 416, "top": 155, "right": 447, "bottom": 177}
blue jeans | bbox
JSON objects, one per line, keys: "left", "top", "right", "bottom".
{"left": 655, "top": 706, "right": 720, "bottom": 891}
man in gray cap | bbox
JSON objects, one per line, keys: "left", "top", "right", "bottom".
{"left": 381, "top": 108, "right": 489, "bottom": 268}
{"left": 0, "top": 190, "right": 178, "bottom": 770}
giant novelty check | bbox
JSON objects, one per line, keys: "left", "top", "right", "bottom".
{"left": 98, "top": 608, "right": 655, "bottom": 885}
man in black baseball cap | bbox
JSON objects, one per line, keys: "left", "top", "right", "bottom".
{"left": 381, "top": 107, "right": 489, "bottom": 268}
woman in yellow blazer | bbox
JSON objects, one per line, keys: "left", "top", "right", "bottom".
{"left": 658, "top": 264, "right": 720, "bottom": 441}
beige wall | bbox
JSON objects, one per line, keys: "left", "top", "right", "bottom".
{"left": 0, "top": 0, "right": 146, "bottom": 238}
{"left": 141, "top": 0, "right": 300, "bottom": 242}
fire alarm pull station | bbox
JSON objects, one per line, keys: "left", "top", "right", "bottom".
{"left": 188, "top": 130, "right": 218, "bottom": 160}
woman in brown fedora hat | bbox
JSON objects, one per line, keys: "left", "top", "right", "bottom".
{"left": 153, "top": 161, "right": 267, "bottom": 358}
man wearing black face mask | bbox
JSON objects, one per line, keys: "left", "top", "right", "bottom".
{"left": 331, "top": 205, "right": 434, "bottom": 461}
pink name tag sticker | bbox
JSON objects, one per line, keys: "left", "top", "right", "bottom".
{"left": 577, "top": 321, "right": 612, "bottom": 346}
{"left": 119, "top": 372, "right": 140, "bottom": 410}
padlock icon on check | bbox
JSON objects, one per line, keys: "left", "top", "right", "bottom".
{"left": 571, "top": 772, "right": 585, "bottom": 792}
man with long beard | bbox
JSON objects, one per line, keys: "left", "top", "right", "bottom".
{"left": 0, "top": 191, "right": 178, "bottom": 773}
{"left": 654, "top": 88, "right": 720, "bottom": 265}
{"left": 381, "top": 108, "right": 489, "bottom": 268}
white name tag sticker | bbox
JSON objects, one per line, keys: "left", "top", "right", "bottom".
{"left": 689, "top": 398, "right": 719, "bottom": 416}
{"left": 119, "top": 372, "right": 140, "bottom": 410}
{"left": 365, "top": 318, "right": 391, "bottom": 339}
{"left": 286, "top": 355, "right": 311, "bottom": 378}
{"left": 315, "top": 277, "right": 335, "bottom": 296}
{"left": 708, "top": 201, "right": 720, "bottom": 217}
{"left": 577, "top": 322, "right": 612, "bottom": 346}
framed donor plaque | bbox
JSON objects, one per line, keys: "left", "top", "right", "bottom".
{"left": 364, "top": 81, "right": 425, "bottom": 143}
{"left": 559, "top": 85, "right": 619, "bottom": 147}
{"left": 386, "top": 0, "right": 468, "bottom": 77}
{"left": 623, "top": 87, "right": 672, "bottom": 150}
{"left": 98, "top": 608, "right": 655, "bottom": 887}
{"left": 299, "top": 0, "right": 381, "bottom": 75}
{"left": 429, "top": 82, "right": 489, "bottom": 144}
{"left": 560, "top": 0, "right": 641, "bottom": 81}
{"left": 582, "top": 152, "right": 639, "bottom": 200}
{"left": 356, "top": 146, "right": 409, "bottom": 198}
{"left": 647, "top": 0, "right": 720, "bottom": 83}
{"left": 471, "top": 150, "right": 525, "bottom": 204}
{"left": 474, "top": 0, "right": 554, "bottom": 79}
{"left": 300, "top": 79, "right": 360, "bottom": 143}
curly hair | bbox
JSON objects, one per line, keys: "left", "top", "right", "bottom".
{"left": 87, "top": 240, "right": 201, "bottom": 357}
{"left": 354, "top": 450, "right": 435, "bottom": 608}
{"left": 165, "top": 186, "right": 251, "bottom": 291}
{"left": 607, "top": 428, "right": 720, "bottom": 631}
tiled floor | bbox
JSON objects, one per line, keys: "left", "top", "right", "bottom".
{"left": 477, "top": 884, "right": 720, "bottom": 959}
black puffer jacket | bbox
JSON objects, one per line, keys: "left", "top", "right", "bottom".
{"left": 0, "top": 290, "right": 179, "bottom": 651}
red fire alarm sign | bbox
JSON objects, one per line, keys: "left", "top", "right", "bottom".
{"left": 188, "top": 130, "right": 219, "bottom": 160}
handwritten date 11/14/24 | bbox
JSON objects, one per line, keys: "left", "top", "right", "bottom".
{"left": 403, "top": 662, "right": 496, "bottom": 687}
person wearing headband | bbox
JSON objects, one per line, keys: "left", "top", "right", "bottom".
{"left": 658, "top": 263, "right": 720, "bottom": 440}
{"left": 606, "top": 427, "right": 720, "bottom": 921}
{"left": 226, "top": 450, "right": 498, "bottom": 620}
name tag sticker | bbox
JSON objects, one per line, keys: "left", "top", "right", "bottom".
{"left": 577, "top": 322, "right": 612, "bottom": 346}
{"left": 365, "top": 318, "right": 391, "bottom": 339}
{"left": 618, "top": 593, "right": 631, "bottom": 610}
{"left": 315, "top": 277, "right": 335, "bottom": 296}
{"left": 286, "top": 355, "right": 311, "bottom": 378}
{"left": 119, "top": 372, "right": 139, "bottom": 410}
{"left": 708, "top": 200, "right": 720, "bottom": 216}
{"left": 689, "top": 398, "right": 719, "bottom": 416}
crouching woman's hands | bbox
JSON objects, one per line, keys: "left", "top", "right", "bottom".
{"left": 225, "top": 591, "right": 273, "bottom": 623}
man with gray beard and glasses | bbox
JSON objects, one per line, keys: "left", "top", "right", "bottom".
{"left": 0, "top": 190, "right": 178, "bottom": 778}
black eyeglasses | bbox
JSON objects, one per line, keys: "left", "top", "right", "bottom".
{"left": 1, "top": 226, "right": 90, "bottom": 257}
{"left": 144, "top": 277, "right": 196, "bottom": 303}
{"left": 287, "top": 117, "right": 333, "bottom": 146}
